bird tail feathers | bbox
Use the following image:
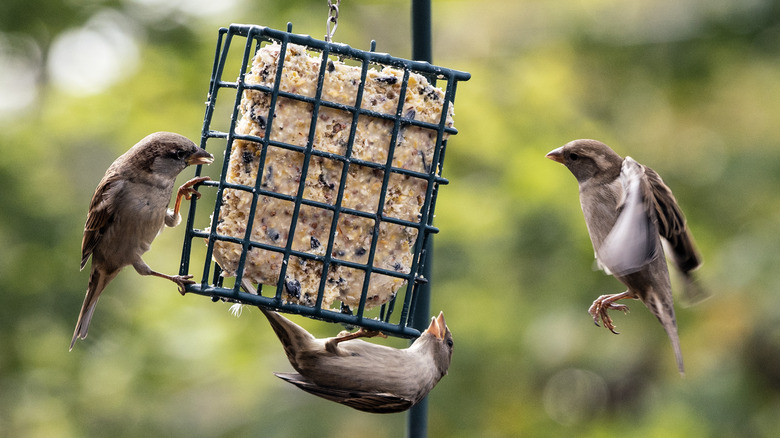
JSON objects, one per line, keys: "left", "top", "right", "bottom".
{"left": 259, "top": 307, "right": 314, "bottom": 367}
{"left": 70, "top": 267, "right": 116, "bottom": 351}
{"left": 645, "top": 293, "right": 685, "bottom": 375}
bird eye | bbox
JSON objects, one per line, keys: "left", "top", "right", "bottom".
{"left": 175, "top": 149, "right": 188, "bottom": 160}
{"left": 446, "top": 339, "right": 453, "bottom": 348}
{"left": 569, "top": 153, "right": 579, "bottom": 161}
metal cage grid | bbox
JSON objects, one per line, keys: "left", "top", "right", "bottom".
{"left": 179, "top": 23, "right": 470, "bottom": 338}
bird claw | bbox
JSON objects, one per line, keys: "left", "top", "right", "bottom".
{"left": 171, "top": 275, "right": 195, "bottom": 295}
{"left": 178, "top": 176, "right": 210, "bottom": 201}
{"left": 364, "top": 329, "right": 388, "bottom": 339}
{"left": 183, "top": 190, "right": 199, "bottom": 201}
{"left": 148, "top": 270, "right": 195, "bottom": 295}
{"left": 171, "top": 177, "right": 211, "bottom": 220}
{"left": 335, "top": 328, "right": 387, "bottom": 343}
{"left": 588, "top": 293, "right": 631, "bottom": 335}
{"left": 326, "top": 327, "right": 387, "bottom": 354}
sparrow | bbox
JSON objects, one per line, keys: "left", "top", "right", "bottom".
{"left": 546, "top": 139, "right": 704, "bottom": 374}
{"left": 72, "top": 132, "right": 213, "bottom": 350}
{"left": 260, "top": 307, "right": 453, "bottom": 413}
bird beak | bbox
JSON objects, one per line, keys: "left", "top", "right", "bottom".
{"left": 187, "top": 149, "right": 214, "bottom": 166}
{"left": 425, "top": 311, "right": 447, "bottom": 340}
{"left": 545, "top": 147, "right": 564, "bottom": 164}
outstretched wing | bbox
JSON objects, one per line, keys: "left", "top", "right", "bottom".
{"left": 644, "top": 166, "right": 702, "bottom": 273}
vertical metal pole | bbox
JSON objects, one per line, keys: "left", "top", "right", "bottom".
{"left": 408, "top": 1, "right": 431, "bottom": 437}
{"left": 411, "top": 0, "right": 432, "bottom": 62}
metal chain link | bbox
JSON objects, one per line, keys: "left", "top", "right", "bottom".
{"left": 325, "top": 0, "right": 341, "bottom": 42}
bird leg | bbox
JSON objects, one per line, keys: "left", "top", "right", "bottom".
{"left": 172, "top": 176, "right": 211, "bottom": 219}
{"left": 325, "top": 328, "right": 387, "bottom": 354}
{"left": 149, "top": 271, "right": 195, "bottom": 295}
{"left": 133, "top": 260, "right": 195, "bottom": 295}
{"left": 336, "top": 328, "right": 388, "bottom": 342}
{"left": 588, "top": 291, "right": 632, "bottom": 334}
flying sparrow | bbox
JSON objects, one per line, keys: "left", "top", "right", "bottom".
{"left": 72, "top": 132, "right": 213, "bottom": 350}
{"left": 546, "top": 139, "right": 704, "bottom": 374}
{"left": 260, "top": 307, "right": 453, "bottom": 413}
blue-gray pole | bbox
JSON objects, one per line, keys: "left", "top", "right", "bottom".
{"left": 408, "top": 1, "right": 432, "bottom": 437}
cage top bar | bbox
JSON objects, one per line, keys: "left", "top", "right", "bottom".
{"left": 227, "top": 23, "right": 471, "bottom": 82}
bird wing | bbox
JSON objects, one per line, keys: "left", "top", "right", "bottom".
{"left": 644, "top": 166, "right": 702, "bottom": 273}
{"left": 596, "top": 157, "right": 660, "bottom": 276}
{"left": 274, "top": 372, "right": 413, "bottom": 413}
{"left": 81, "top": 171, "right": 123, "bottom": 270}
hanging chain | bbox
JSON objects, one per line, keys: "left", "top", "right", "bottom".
{"left": 325, "top": 0, "right": 341, "bottom": 42}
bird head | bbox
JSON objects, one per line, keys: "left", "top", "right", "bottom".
{"left": 132, "top": 132, "right": 214, "bottom": 178}
{"left": 423, "top": 311, "right": 454, "bottom": 375}
{"left": 546, "top": 139, "right": 623, "bottom": 185}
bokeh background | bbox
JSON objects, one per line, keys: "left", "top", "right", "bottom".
{"left": 2, "top": 0, "right": 780, "bottom": 436}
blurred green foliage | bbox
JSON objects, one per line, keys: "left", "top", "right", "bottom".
{"left": 2, "top": 0, "right": 780, "bottom": 436}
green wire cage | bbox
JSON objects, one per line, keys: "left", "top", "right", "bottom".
{"left": 179, "top": 23, "right": 469, "bottom": 339}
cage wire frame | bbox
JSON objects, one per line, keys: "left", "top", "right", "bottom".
{"left": 179, "top": 23, "right": 470, "bottom": 338}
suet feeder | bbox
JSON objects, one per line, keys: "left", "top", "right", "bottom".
{"left": 178, "top": 23, "right": 469, "bottom": 339}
